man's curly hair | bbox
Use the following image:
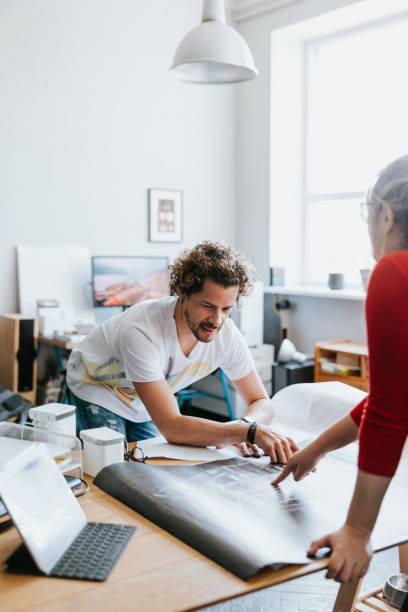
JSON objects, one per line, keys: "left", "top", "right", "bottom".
{"left": 169, "top": 241, "right": 254, "bottom": 298}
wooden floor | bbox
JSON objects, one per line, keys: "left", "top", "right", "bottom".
{"left": 203, "top": 547, "right": 398, "bottom": 612}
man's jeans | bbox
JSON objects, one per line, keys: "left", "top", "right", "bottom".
{"left": 71, "top": 393, "right": 160, "bottom": 442}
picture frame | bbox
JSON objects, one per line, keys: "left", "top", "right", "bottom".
{"left": 148, "top": 189, "right": 183, "bottom": 243}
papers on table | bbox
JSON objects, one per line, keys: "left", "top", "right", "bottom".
{"left": 95, "top": 450, "right": 408, "bottom": 580}
{"left": 271, "top": 381, "right": 366, "bottom": 436}
{"left": 96, "top": 381, "right": 408, "bottom": 580}
{"left": 138, "top": 435, "right": 240, "bottom": 461}
{"left": 139, "top": 381, "right": 367, "bottom": 461}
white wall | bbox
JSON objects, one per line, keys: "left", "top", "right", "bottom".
{"left": 0, "top": 0, "right": 238, "bottom": 314}
{"left": 234, "top": 0, "right": 362, "bottom": 286}
{"left": 234, "top": 0, "right": 381, "bottom": 352}
{"left": 279, "top": 296, "right": 366, "bottom": 355}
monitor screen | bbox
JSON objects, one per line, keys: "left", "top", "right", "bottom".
{"left": 92, "top": 256, "right": 169, "bottom": 307}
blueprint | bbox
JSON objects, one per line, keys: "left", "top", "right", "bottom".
{"left": 95, "top": 450, "right": 408, "bottom": 581}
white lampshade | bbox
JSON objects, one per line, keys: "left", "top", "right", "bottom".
{"left": 277, "top": 339, "right": 307, "bottom": 364}
{"left": 170, "top": 0, "right": 258, "bottom": 84}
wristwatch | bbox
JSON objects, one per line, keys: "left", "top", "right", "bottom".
{"left": 240, "top": 417, "right": 258, "bottom": 444}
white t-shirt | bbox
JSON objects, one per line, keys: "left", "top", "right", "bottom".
{"left": 67, "top": 296, "right": 255, "bottom": 422}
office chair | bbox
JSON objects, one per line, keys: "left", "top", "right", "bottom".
{"left": 177, "top": 369, "right": 235, "bottom": 420}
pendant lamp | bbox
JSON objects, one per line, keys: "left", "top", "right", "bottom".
{"left": 170, "top": 0, "right": 258, "bottom": 84}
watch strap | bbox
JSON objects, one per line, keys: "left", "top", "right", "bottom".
{"left": 247, "top": 421, "right": 258, "bottom": 445}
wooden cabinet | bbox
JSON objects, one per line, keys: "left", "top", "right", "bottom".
{"left": 0, "top": 314, "right": 38, "bottom": 403}
{"left": 314, "top": 340, "right": 369, "bottom": 392}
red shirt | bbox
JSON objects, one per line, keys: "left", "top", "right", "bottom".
{"left": 350, "top": 251, "right": 408, "bottom": 477}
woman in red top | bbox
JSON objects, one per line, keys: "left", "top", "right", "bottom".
{"left": 273, "top": 155, "right": 408, "bottom": 587}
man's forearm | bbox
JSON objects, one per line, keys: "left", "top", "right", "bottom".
{"left": 163, "top": 414, "right": 249, "bottom": 446}
{"left": 346, "top": 470, "right": 391, "bottom": 534}
{"left": 245, "top": 398, "right": 274, "bottom": 425}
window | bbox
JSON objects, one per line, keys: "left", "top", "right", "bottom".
{"left": 304, "top": 16, "right": 408, "bottom": 285}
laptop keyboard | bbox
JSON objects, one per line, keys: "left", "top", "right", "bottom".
{"left": 51, "top": 522, "right": 136, "bottom": 581}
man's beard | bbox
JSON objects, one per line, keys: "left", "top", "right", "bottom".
{"left": 184, "top": 307, "right": 221, "bottom": 343}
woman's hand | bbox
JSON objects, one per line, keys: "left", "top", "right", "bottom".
{"left": 271, "top": 444, "right": 323, "bottom": 485}
{"left": 308, "top": 524, "right": 373, "bottom": 582}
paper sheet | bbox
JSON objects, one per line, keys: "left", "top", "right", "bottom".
{"left": 95, "top": 382, "right": 408, "bottom": 581}
{"left": 271, "top": 381, "right": 366, "bottom": 432}
{"left": 137, "top": 435, "right": 240, "bottom": 461}
{"left": 139, "top": 382, "right": 367, "bottom": 461}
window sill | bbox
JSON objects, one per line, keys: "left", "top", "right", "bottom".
{"left": 264, "top": 285, "right": 366, "bottom": 301}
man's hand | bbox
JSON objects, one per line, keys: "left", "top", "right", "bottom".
{"left": 253, "top": 425, "right": 298, "bottom": 463}
{"left": 235, "top": 442, "right": 264, "bottom": 458}
{"left": 271, "top": 445, "right": 323, "bottom": 485}
{"left": 307, "top": 525, "right": 373, "bottom": 582}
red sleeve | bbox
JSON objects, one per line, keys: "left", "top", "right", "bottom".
{"left": 350, "top": 397, "right": 367, "bottom": 426}
{"left": 356, "top": 256, "right": 408, "bottom": 477}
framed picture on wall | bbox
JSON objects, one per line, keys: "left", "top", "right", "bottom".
{"left": 148, "top": 189, "right": 183, "bottom": 243}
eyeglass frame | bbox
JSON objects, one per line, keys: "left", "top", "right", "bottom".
{"left": 123, "top": 439, "right": 146, "bottom": 463}
{"left": 360, "top": 201, "right": 374, "bottom": 223}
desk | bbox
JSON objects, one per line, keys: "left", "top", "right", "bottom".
{"left": 1, "top": 460, "right": 407, "bottom": 612}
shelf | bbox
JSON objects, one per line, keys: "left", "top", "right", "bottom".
{"left": 264, "top": 285, "right": 366, "bottom": 301}
{"left": 318, "top": 341, "right": 368, "bottom": 356}
{"left": 316, "top": 371, "right": 368, "bottom": 392}
{"left": 355, "top": 587, "right": 395, "bottom": 611}
{"left": 314, "top": 340, "right": 369, "bottom": 393}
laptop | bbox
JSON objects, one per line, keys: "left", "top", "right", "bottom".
{"left": 0, "top": 443, "right": 135, "bottom": 581}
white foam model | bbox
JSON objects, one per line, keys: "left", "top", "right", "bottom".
{"left": 17, "top": 246, "right": 95, "bottom": 327}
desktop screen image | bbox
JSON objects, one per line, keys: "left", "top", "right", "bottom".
{"left": 92, "top": 256, "right": 169, "bottom": 307}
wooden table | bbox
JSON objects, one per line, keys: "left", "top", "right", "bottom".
{"left": 1, "top": 463, "right": 407, "bottom": 612}
{"left": 38, "top": 335, "right": 77, "bottom": 352}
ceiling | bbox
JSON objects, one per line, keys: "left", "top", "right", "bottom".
{"left": 226, "top": 0, "right": 299, "bottom": 22}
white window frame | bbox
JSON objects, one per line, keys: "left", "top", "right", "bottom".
{"left": 302, "top": 13, "right": 408, "bottom": 286}
{"left": 269, "top": 1, "right": 408, "bottom": 289}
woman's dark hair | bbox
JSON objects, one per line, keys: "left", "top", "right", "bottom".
{"left": 169, "top": 241, "right": 255, "bottom": 297}
{"left": 370, "top": 155, "right": 408, "bottom": 243}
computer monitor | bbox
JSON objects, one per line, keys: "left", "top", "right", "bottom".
{"left": 92, "top": 256, "right": 169, "bottom": 308}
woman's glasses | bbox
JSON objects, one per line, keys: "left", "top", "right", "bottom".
{"left": 360, "top": 201, "right": 373, "bottom": 223}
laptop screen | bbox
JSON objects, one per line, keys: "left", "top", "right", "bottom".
{"left": 0, "top": 443, "right": 87, "bottom": 574}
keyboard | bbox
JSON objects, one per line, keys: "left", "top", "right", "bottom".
{"left": 50, "top": 522, "right": 136, "bottom": 581}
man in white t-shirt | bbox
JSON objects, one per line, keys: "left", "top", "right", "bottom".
{"left": 67, "top": 241, "right": 298, "bottom": 462}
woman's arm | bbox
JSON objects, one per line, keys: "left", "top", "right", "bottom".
{"left": 356, "top": 256, "right": 408, "bottom": 477}
{"left": 307, "top": 256, "right": 408, "bottom": 581}
{"left": 272, "top": 414, "right": 358, "bottom": 484}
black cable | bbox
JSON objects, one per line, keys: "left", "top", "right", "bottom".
{"left": 73, "top": 478, "right": 90, "bottom": 497}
